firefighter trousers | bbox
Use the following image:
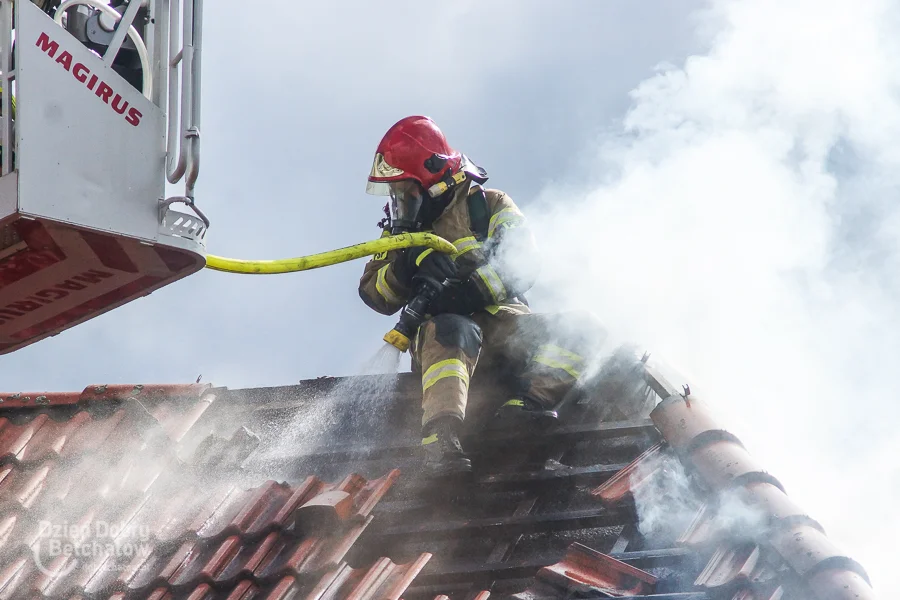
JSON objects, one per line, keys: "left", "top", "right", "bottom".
{"left": 411, "top": 304, "right": 606, "bottom": 428}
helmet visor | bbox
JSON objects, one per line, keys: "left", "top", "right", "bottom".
{"left": 365, "top": 180, "right": 393, "bottom": 196}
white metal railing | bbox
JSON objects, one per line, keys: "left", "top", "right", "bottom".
{"left": 161, "top": 0, "right": 206, "bottom": 226}
{"left": 0, "top": 0, "right": 14, "bottom": 177}
{"left": 53, "top": 0, "right": 152, "bottom": 99}
{"left": 164, "top": 0, "right": 201, "bottom": 191}
{"left": 0, "top": 0, "right": 205, "bottom": 226}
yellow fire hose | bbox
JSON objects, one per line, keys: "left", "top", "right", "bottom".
{"left": 204, "top": 232, "right": 455, "bottom": 274}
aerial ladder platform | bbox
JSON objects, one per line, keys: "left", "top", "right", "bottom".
{"left": 0, "top": 0, "right": 473, "bottom": 358}
{"left": 0, "top": 0, "right": 207, "bottom": 355}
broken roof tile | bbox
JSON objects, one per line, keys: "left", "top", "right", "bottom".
{"left": 268, "top": 516, "right": 372, "bottom": 578}
{"left": 296, "top": 490, "right": 354, "bottom": 531}
{"left": 290, "top": 472, "right": 401, "bottom": 535}
{"left": 270, "top": 475, "right": 330, "bottom": 528}
{"left": 693, "top": 543, "right": 778, "bottom": 590}
{"left": 677, "top": 503, "right": 720, "bottom": 548}
{"left": 590, "top": 442, "right": 664, "bottom": 506}
{"left": 348, "top": 469, "right": 401, "bottom": 520}
{"left": 189, "top": 426, "right": 260, "bottom": 473}
{"left": 536, "top": 542, "right": 657, "bottom": 596}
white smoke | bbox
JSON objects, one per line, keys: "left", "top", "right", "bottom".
{"left": 628, "top": 451, "right": 768, "bottom": 547}
{"left": 527, "top": 0, "right": 899, "bottom": 590}
{"left": 629, "top": 452, "right": 702, "bottom": 544}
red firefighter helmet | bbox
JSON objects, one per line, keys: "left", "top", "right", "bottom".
{"left": 366, "top": 116, "right": 488, "bottom": 230}
{"left": 366, "top": 116, "right": 462, "bottom": 197}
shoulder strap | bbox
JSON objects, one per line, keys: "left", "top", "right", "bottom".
{"left": 466, "top": 185, "right": 490, "bottom": 241}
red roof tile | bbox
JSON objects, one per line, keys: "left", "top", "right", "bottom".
{"left": 0, "top": 383, "right": 212, "bottom": 409}
{"left": 693, "top": 543, "right": 777, "bottom": 590}
{"left": 535, "top": 542, "right": 656, "bottom": 596}
{"left": 590, "top": 441, "right": 665, "bottom": 506}
{"left": 677, "top": 503, "right": 720, "bottom": 548}
{"left": 302, "top": 554, "right": 432, "bottom": 600}
{"left": 0, "top": 384, "right": 428, "bottom": 600}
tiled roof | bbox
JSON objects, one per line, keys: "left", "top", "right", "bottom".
{"left": 0, "top": 356, "right": 877, "bottom": 600}
{"left": 0, "top": 384, "right": 427, "bottom": 599}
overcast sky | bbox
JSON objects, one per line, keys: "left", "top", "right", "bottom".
{"left": 4, "top": 1, "right": 705, "bottom": 385}
{"left": 2, "top": 0, "right": 893, "bottom": 592}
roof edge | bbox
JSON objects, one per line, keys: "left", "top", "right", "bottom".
{"left": 646, "top": 365, "right": 875, "bottom": 600}
{"left": 0, "top": 383, "right": 213, "bottom": 410}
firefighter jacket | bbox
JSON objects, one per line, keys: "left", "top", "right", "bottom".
{"left": 358, "top": 183, "right": 540, "bottom": 316}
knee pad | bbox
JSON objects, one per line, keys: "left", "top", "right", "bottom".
{"left": 430, "top": 313, "right": 483, "bottom": 358}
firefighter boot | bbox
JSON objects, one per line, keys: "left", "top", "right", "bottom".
{"left": 488, "top": 397, "right": 559, "bottom": 435}
{"left": 421, "top": 416, "right": 472, "bottom": 478}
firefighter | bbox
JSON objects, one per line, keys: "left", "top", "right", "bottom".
{"left": 359, "top": 116, "right": 605, "bottom": 477}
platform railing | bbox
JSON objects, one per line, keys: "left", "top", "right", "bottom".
{"left": 0, "top": 0, "right": 14, "bottom": 177}
{"left": 0, "top": 0, "right": 203, "bottom": 203}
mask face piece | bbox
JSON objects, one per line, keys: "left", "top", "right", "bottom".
{"left": 388, "top": 180, "right": 424, "bottom": 232}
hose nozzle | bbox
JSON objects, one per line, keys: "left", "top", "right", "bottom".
{"left": 382, "top": 276, "right": 446, "bottom": 353}
{"left": 383, "top": 329, "right": 411, "bottom": 352}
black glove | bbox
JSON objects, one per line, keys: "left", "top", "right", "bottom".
{"left": 392, "top": 247, "right": 427, "bottom": 286}
{"left": 417, "top": 250, "right": 458, "bottom": 283}
{"left": 394, "top": 248, "right": 458, "bottom": 287}
{"left": 428, "top": 277, "right": 491, "bottom": 316}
